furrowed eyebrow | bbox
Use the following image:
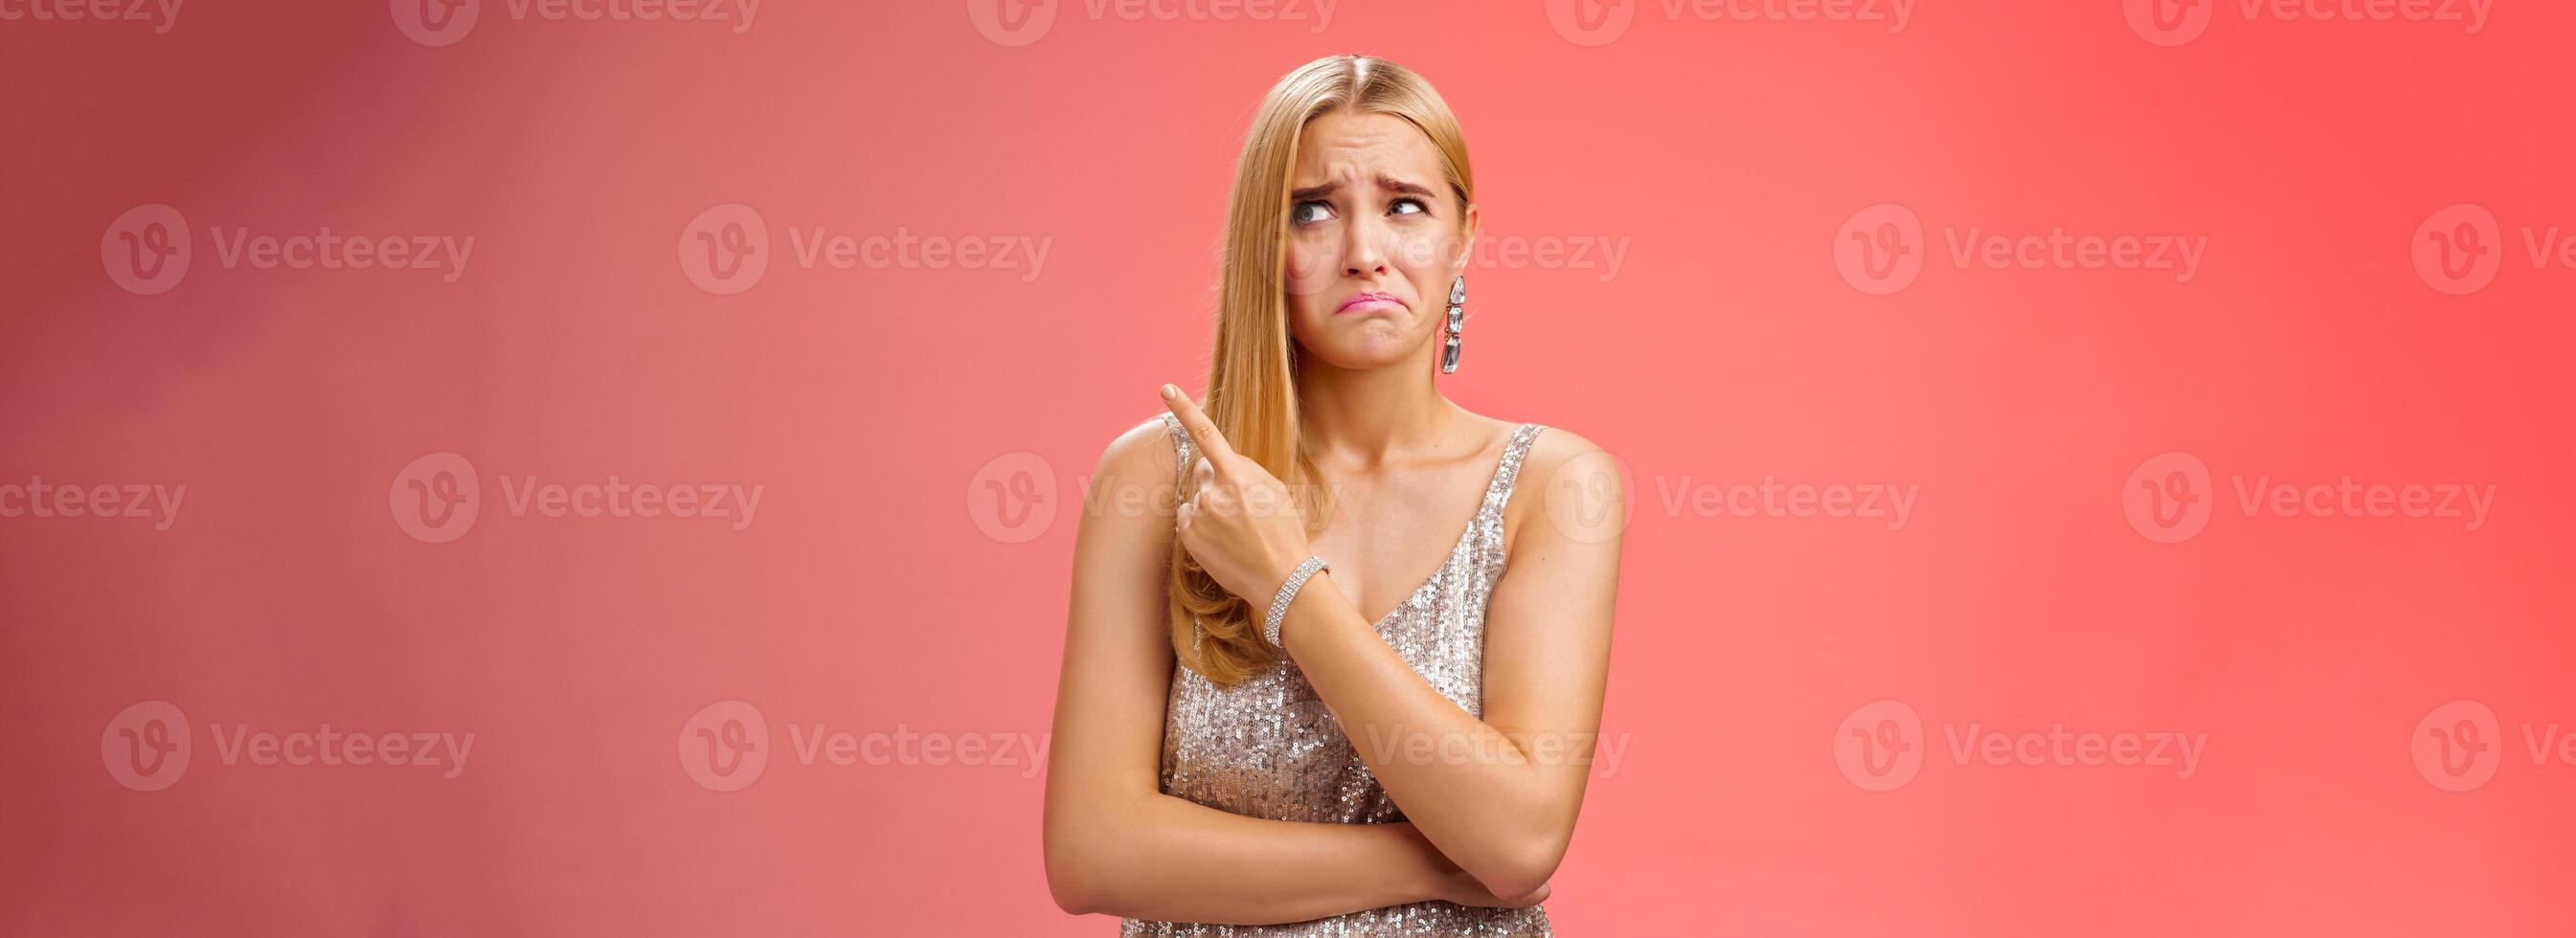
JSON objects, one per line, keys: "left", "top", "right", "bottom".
{"left": 1287, "top": 177, "right": 1437, "bottom": 202}
{"left": 1378, "top": 177, "right": 1436, "bottom": 199}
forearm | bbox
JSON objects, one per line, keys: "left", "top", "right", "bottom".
{"left": 1052, "top": 791, "right": 1455, "bottom": 924}
{"left": 1276, "top": 572, "right": 1570, "bottom": 897}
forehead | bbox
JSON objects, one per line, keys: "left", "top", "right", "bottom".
{"left": 1291, "top": 110, "right": 1444, "bottom": 188}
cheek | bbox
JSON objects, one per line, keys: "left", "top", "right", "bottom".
{"left": 1389, "top": 229, "right": 1459, "bottom": 295}
{"left": 1281, "top": 239, "right": 1336, "bottom": 302}
{"left": 1388, "top": 224, "right": 1463, "bottom": 276}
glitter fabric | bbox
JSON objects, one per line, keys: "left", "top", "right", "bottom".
{"left": 1123, "top": 413, "right": 1553, "bottom": 937}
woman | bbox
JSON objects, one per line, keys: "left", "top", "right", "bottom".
{"left": 1043, "top": 54, "right": 1624, "bottom": 935}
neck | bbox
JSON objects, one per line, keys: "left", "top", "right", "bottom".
{"left": 1294, "top": 350, "right": 1455, "bottom": 469}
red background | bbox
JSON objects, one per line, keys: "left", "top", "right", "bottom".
{"left": 3, "top": 1, "right": 2570, "bottom": 934}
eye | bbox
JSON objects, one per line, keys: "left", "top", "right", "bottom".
{"left": 1390, "top": 198, "right": 1428, "bottom": 217}
{"left": 1290, "top": 201, "right": 1334, "bottom": 226}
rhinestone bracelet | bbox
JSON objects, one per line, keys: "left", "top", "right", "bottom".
{"left": 1264, "top": 555, "right": 1330, "bottom": 651}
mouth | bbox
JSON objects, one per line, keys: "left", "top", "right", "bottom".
{"left": 1335, "top": 291, "right": 1403, "bottom": 315}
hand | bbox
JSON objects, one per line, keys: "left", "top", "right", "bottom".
{"left": 1161, "top": 384, "right": 1315, "bottom": 611}
{"left": 1394, "top": 822, "right": 1550, "bottom": 909}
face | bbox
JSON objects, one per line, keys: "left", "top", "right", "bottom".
{"left": 1280, "top": 109, "right": 1476, "bottom": 371}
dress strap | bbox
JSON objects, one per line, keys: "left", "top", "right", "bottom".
{"left": 1160, "top": 412, "right": 1206, "bottom": 652}
{"left": 1480, "top": 423, "right": 1548, "bottom": 518}
{"left": 1161, "top": 412, "right": 1196, "bottom": 480}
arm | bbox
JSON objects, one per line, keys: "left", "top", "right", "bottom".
{"left": 1159, "top": 390, "right": 1624, "bottom": 902}
{"left": 1041, "top": 417, "right": 1546, "bottom": 923}
{"left": 1274, "top": 433, "right": 1623, "bottom": 901}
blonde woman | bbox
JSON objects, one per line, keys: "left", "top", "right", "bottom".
{"left": 1044, "top": 55, "right": 1624, "bottom": 935}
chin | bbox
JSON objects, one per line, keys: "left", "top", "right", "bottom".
{"left": 1299, "top": 339, "right": 1420, "bottom": 371}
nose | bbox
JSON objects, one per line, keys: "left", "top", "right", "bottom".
{"left": 1342, "top": 213, "right": 1389, "bottom": 277}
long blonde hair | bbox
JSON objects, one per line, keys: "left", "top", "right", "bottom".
{"left": 1167, "top": 54, "right": 1478, "bottom": 685}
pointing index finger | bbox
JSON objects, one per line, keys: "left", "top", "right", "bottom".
{"left": 1160, "top": 384, "right": 1237, "bottom": 462}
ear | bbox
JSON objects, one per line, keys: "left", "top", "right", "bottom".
{"left": 1454, "top": 201, "right": 1480, "bottom": 274}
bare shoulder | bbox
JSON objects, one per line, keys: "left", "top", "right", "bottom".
{"left": 1079, "top": 413, "right": 1185, "bottom": 536}
{"left": 1503, "top": 421, "right": 1625, "bottom": 548}
{"left": 1098, "top": 412, "right": 1180, "bottom": 478}
{"left": 1436, "top": 405, "right": 1617, "bottom": 505}
{"left": 1521, "top": 422, "right": 1610, "bottom": 479}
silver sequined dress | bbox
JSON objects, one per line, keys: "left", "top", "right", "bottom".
{"left": 1122, "top": 413, "right": 1552, "bottom": 937}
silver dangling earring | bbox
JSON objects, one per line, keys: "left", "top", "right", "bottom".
{"left": 1440, "top": 275, "right": 1465, "bottom": 373}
